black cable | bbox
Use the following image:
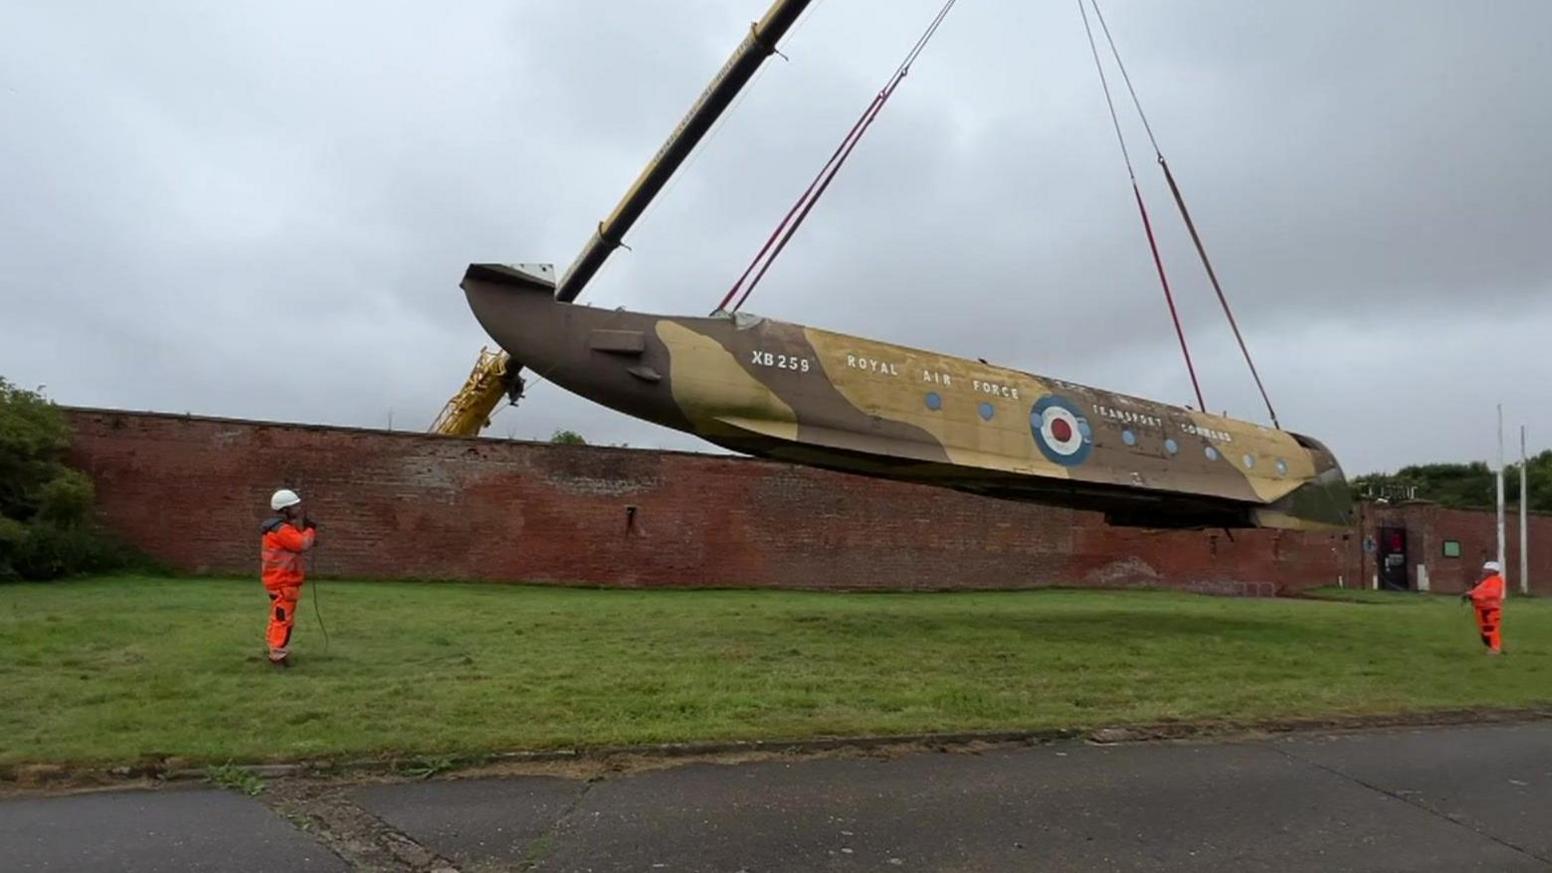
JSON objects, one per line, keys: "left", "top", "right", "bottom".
{"left": 1077, "top": 0, "right": 1137, "bottom": 182}
{"left": 309, "top": 539, "right": 330, "bottom": 655}
{"left": 1087, "top": 0, "right": 1161, "bottom": 157}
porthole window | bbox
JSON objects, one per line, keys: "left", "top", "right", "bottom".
{"left": 1121, "top": 429, "right": 1137, "bottom": 447}
{"left": 1164, "top": 438, "right": 1179, "bottom": 456}
{"left": 978, "top": 401, "right": 995, "bottom": 421}
{"left": 1205, "top": 446, "right": 1219, "bottom": 462}
{"left": 1275, "top": 458, "right": 1289, "bottom": 476}
{"left": 1242, "top": 453, "right": 1256, "bottom": 469}
{"left": 925, "top": 392, "right": 942, "bottom": 411}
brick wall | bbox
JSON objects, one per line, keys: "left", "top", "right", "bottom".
{"left": 1358, "top": 502, "right": 1552, "bottom": 595}
{"left": 63, "top": 408, "right": 1545, "bottom": 596}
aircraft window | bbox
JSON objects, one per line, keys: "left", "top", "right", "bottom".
{"left": 1164, "top": 438, "right": 1179, "bottom": 456}
{"left": 1122, "top": 429, "right": 1137, "bottom": 446}
{"left": 925, "top": 392, "right": 943, "bottom": 411}
{"left": 1205, "top": 446, "right": 1220, "bottom": 462}
{"left": 978, "top": 402, "right": 995, "bottom": 421}
{"left": 1242, "top": 453, "right": 1256, "bottom": 469}
{"left": 730, "top": 311, "right": 766, "bottom": 330}
{"left": 1275, "top": 459, "right": 1289, "bottom": 476}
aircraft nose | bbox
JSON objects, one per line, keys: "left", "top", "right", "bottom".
{"left": 461, "top": 264, "right": 567, "bottom": 371}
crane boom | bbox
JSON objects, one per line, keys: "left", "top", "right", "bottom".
{"left": 432, "top": 0, "right": 815, "bottom": 436}
{"left": 427, "top": 346, "right": 510, "bottom": 437}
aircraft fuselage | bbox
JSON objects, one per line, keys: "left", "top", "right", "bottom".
{"left": 463, "top": 263, "right": 1351, "bottom": 530}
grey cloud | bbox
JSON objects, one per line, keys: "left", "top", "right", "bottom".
{"left": 2, "top": 0, "right": 1548, "bottom": 476}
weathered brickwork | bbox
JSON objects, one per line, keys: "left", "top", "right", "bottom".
{"left": 64, "top": 409, "right": 1548, "bottom": 595}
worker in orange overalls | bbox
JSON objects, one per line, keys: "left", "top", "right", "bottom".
{"left": 1461, "top": 560, "right": 1505, "bottom": 655}
{"left": 261, "top": 488, "right": 316, "bottom": 667}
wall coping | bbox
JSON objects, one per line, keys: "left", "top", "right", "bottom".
{"left": 60, "top": 405, "right": 810, "bottom": 472}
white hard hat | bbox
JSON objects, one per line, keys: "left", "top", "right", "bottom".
{"left": 1483, "top": 561, "right": 1501, "bottom": 573}
{"left": 270, "top": 488, "right": 302, "bottom": 511}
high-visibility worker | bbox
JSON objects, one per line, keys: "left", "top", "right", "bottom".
{"left": 261, "top": 488, "right": 316, "bottom": 667}
{"left": 1461, "top": 560, "right": 1505, "bottom": 655}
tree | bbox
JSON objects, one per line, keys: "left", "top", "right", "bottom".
{"left": 549, "top": 429, "right": 587, "bottom": 446}
{"left": 1508, "top": 450, "right": 1552, "bottom": 511}
{"left": 0, "top": 378, "right": 134, "bottom": 579}
{"left": 1354, "top": 453, "right": 1552, "bottom": 513}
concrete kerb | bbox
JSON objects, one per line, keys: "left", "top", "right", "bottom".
{"left": 8, "top": 706, "right": 1552, "bottom": 793}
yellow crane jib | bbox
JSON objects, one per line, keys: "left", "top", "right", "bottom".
{"left": 428, "top": 347, "right": 511, "bottom": 437}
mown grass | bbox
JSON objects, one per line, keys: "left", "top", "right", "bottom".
{"left": 1, "top": 577, "right": 1548, "bottom": 767}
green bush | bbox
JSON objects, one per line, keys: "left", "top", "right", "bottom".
{"left": 0, "top": 377, "right": 140, "bottom": 580}
{"left": 8, "top": 523, "right": 140, "bottom": 580}
{"left": 0, "top": 517, "right": 26, "bottom": 578}
{"left": 1354, "top": 454, "right": 1552, "bottom": 512}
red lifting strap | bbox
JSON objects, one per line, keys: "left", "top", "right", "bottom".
{"left": 1079, "top": 0, "right": 1207, "bottom": 412}
{"left": 1159, "top": 157, "right": 1280, "bottom": 428}
{"left": 1087, "top": 0, "right": 1280, "bottom": 427}
{"left": 1131, "top": 181, "right": 1206, "bottom": 413}
{"left": 717, "top": 90, "right": 887, "bottom": 313}
{"left": 718, "top": 0, "right": 961, "bottom": 314}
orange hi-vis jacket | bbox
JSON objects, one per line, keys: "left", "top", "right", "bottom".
{"left": 261, "top": 517, "right": 316, "bottom": 590}
{"left": 1468, "top": 572, "right": 1505, "bottom": 609}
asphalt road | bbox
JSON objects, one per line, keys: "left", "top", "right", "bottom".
{"left": 4, "top": 722, "right": 1549, "bottom": 872}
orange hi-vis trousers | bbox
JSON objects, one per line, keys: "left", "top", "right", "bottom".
{"left": 267, "top": 585, "right": 301, "bottom": 661}
{"left": 261, "top": 518, "right": 315, "bottom": 662}
{"left": 1475, "top": 605, "right": 1502, "bottom": 653}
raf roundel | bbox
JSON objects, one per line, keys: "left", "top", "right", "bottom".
{"left": 1030, "top": 395, "right": 1094, "bottom": 466}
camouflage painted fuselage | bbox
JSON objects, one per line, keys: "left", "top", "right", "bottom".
{"left": 464, "top": 264, "right": 1351, "bottom": 530}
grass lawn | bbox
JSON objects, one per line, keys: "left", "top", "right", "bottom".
{"left": 2, "top": 576, "right": 1549, "bottom": 768}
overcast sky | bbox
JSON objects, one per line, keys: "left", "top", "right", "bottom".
{"left": 3, "top": 1, "right": 1549, "bottom": 474}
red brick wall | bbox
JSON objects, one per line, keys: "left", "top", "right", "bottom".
{"left": 67, "top": 407, "right": 1531, "bottom": 596}
{"left": 1358, "top": 502, "right": 1552, "bottom": 595}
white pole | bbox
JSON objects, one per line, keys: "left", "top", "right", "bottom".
{"left": 1497, "top": 405, "right": 1506, "bottom": 592}
{"left": 1522, "top": 425, "right": 1530, "bottom": 596}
